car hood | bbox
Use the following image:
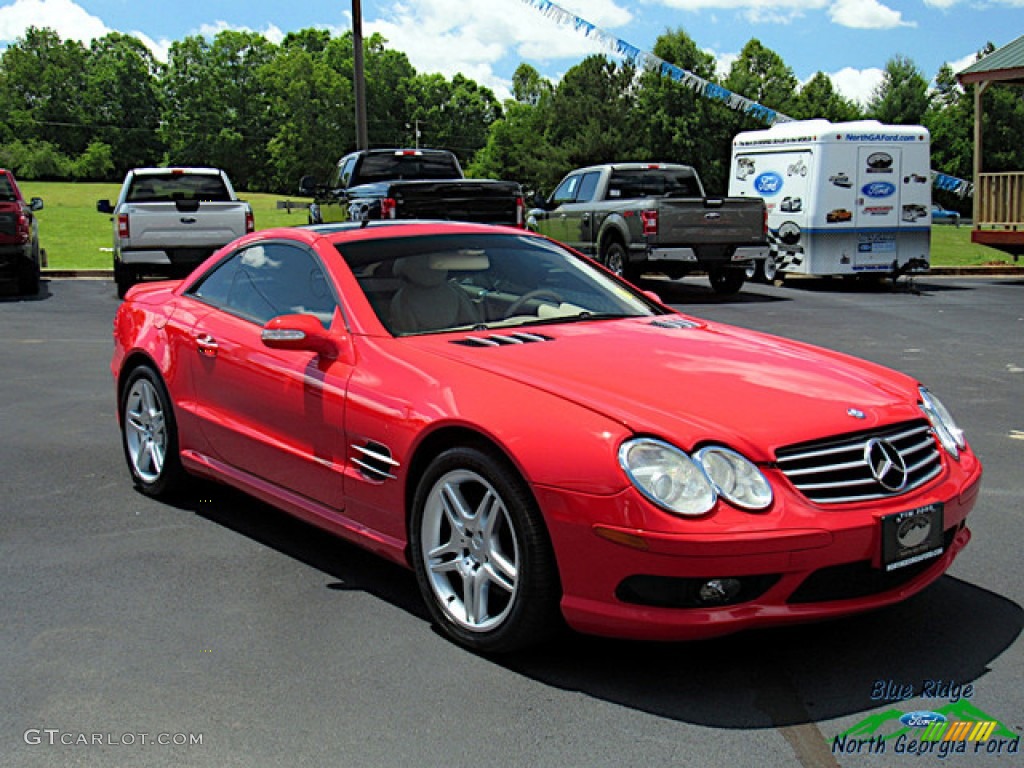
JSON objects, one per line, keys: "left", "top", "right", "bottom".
{"left": 403, "top": 316, "right": 923, "bottom": 460}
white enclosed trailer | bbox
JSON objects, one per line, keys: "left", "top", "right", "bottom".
{"left": 729, "top": 120, "right": 931, "bottom": 278}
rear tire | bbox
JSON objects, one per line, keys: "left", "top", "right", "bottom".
{"left": 709, "top": 267, "right": 746, "bottom": 295}
{"left": 601, "top": 240, "right": 638, "bottom": 282}
{"left": 18, "top": 258, "right": 40, "bottom": 296}
{"left": 115, "top": 263, "right": 135, "bottom": 299}
{"left": 120, "top": 365, "right": 188, "bottom": 497}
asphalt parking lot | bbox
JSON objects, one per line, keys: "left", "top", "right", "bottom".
{"left": 2, "top": 275, "right": 1022, "bottom": 768}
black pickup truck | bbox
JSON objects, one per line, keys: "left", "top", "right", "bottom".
{"left": 528, "top": 162, "right": 768, "bottom": 294}
{"left": 300, "top": 149, "right": 524, "bottom": 227}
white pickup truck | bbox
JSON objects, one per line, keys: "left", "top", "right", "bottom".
{"left": 98, "top": 167, "right": 254, "bottom": 297}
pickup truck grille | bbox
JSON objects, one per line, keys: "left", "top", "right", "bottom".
{"left": 0, "top": 213, "right": 17, "bottom": 236}
{"left": 775, "top": 420, "right": 942, "bottom": 504}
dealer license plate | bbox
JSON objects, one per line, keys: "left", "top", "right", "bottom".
{"left": 881, "top": 503, "right": 944, "bottom": 572}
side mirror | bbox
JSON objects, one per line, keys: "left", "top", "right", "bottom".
{"left": 97, "top": 199, "right": 114, "bottom": 214}
{"left": 29, "top": 197, "right": 43, "bottom": 211}
{"left": 261, "top": 314, "right": 340, "bottom": 359}
{"left": 532, "top": 191, "right": 548, "bottom": 209}
{"left": 298, "top": 176, "right": 318, "bottom": 196}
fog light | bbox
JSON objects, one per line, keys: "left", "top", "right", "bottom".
{"left": 697, "top": 578, "right": 742, "bottom": 605}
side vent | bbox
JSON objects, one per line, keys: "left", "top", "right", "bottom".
{"left": 352, "top": 441, "right": 399, "bottom": 482}
{"left": 452, "top": 332, "right": 555, "bottom": 348}
{"left": 650, "top": 318, "right": 699, "bottom": 329}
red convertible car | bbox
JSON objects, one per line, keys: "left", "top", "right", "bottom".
{"left": 112, "top": 221, "right": 982, "bottom": 652}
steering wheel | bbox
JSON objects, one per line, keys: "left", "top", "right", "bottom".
{"left": 503, "top": 289, "right": 565, "bottom": 319}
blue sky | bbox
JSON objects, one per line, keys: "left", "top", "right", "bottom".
{"left": 0, "top": 0, "right": 1018, "bottom": 106}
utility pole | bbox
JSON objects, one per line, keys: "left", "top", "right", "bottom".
{"left": 352, "top": 0, "right": 369, "bottom": 150}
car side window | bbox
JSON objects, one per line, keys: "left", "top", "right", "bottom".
{"left": 190, "top": 243, "right": 339, "bottom": 328}
{"left": 337, "top": 156, "right": 357, "bottom": 188}
{"left": 551, "top": 175, "right": 581, "bottom": 205}
{"left": 576, "top": 172, "right": 600, "bottom": 203}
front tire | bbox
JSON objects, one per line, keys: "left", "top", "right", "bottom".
{"left": 410, "top": 446, "right": 560, "bottom": 653}
{"left": 120, "top": 365, "right": 187, "bottom": 497}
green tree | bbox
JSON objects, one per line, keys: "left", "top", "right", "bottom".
{"left": 544, "top": 55, "right": 638, "bottom": 170}
{"left": 792, "top": 72, "right": 863, "bottom": 122}
{"left": 725, "top": 39, "right": 799, "bottom": 117}
{"left": 0, "top": 27, "right": 90, "bottom": 155}
{"left": 633, "top": 28, "right": 735, "bottom": 192}
{"left": 512, "top": 63, "right": 551, "bottom": 106}
{"left": 407, "top": 73, "right": 502, "bottom": 166}
{"left": 85, "top": 33, "right": 164, "bottom": 175}
{"left": 161, "top": 30, "right": 277, "bottom": 188}
{"left": 867, "top": 55, "right": 931, "bottom": 125}
{"left": 261, "top": 39, "right": 352, "bottom": 190}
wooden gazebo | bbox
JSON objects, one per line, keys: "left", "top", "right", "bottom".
{"left": 957, "top": 34, "right": 1024, "bottom": 257}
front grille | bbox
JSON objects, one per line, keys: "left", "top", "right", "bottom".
{"left": 776, "top": 420, "right": 942, "bottom": 504}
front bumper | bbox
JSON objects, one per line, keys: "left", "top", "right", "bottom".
{"left": 536, "top": 459, "right": 982, "bottom": 641}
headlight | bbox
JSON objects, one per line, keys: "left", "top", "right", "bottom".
{"left": 694, "top": 446, "right": 773, "bottom": 511}
{"left": 919, "top": 387, "right": 966, "bottom": 459}
{"left": 618, "top": 438, "right": 716, "bottom": 516}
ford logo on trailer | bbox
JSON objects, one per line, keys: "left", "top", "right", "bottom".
{"left": 754, "top": 172, "right": 783, "bottom": 196}
{"left": 862, "top": 182, "right": 896, "bottom": 198}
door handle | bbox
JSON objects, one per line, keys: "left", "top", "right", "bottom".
{"left": 196, "top": 334, "right": 219, "bottom": 358}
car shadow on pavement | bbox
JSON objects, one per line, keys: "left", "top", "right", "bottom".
{"left": 169, "top": 480, "right": 1021, "bottom": 731}
{"left": 635, "top": 276, "right": 789, "bottom": 305}
{"left": 0, "top": 279, "right": 53, "bottom": 302}
{"left": 174, "top": 480, "right": 429, "bottom": 621}
{"left": 501, "top": 576, "right": 1022, "bottom": 729}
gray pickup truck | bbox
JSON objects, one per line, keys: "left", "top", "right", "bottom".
{"left": 528, "top": 162, "right": 768, "bottom": 294}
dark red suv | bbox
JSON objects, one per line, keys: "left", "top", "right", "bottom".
{"left": 0, "top": 169, "right": 44, "bottom": 295}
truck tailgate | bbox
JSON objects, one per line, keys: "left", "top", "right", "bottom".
{"left": 390, "top": 180, "right": 522, "bottom": 224}
{"left": 123, "top": 202, "right": 249, "bottom": 248}
{"left": 653, "top": 198, "right": 766, "bottom": 246}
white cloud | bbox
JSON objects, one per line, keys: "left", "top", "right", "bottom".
{"left": 131, "top": 31, "right": 173, "bottom": 63}
{"left": 828, "top": 0, "right": 914, "bottom": 29}
{"left": 707, "top": 48, "right": 739, "bottom": 81}
{"left": 0, "top": 0, "right": 108, "bottom": 43}
{"left": 196, "top": 21, "right": 286, "bottom": 45}
{"left": 364, "top": 0, "right": 632, "bottom": 101}
{"left": 948, "top": 52, "right": 976, "bottom": 75}
{"left": 657, "top": 0, "right": 827, "bottom": 24}
{"left": 827, "top": 66, "right": 885, "bottom": 105}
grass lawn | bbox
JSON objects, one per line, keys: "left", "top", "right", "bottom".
{"left": 17, "top": 180, "right": 1021, "bottom": 270}
{"left": 20, "top": 181, "right": 310, "bottom": 270}
{"left": 928, "top": 223, "right": 1020, "bottom": 267}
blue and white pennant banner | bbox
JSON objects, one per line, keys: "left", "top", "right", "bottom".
{"left": 519, "top": 0, "right": 793, "bottom": 126}
{"left": 521, "top": 0, "right": 975, "bottom": 197}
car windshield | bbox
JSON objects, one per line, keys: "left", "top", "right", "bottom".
{"left": 335, "top": 232, "right": 661, "bottom": 336}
